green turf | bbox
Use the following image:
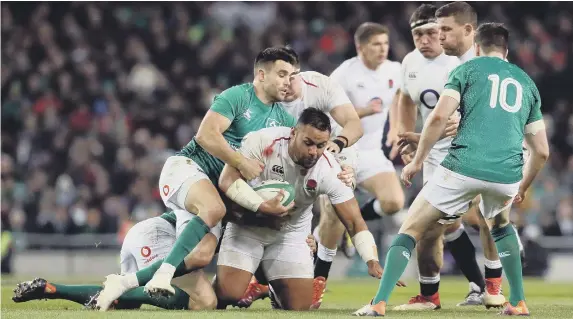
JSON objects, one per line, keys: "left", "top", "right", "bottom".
{"left": 2, "top": 277, "right": 572, "bottom": 318}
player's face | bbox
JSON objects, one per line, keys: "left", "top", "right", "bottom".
{"left": 412, "top": 25, "right": 442, "bottom": 59}
{"left": 283, "top": 71, "right": 302, "bottom": 102}
{"left": 263, "top": 60, "right": 297, "bottom": 102}
{"left": 437, "top": 16, "right": 466, "bottom": 56}
{"left": 289, "top": 125, "right": 330, "bottom": 169}
{"left": 359, "top": 33, "right": 389, "bottom": 68}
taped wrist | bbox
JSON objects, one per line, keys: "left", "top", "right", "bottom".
{"left": 225, "top": 179, "right": 264, "bottom": 212}
{"left": 352, "top": 230, "right": 379, "bottom": 262}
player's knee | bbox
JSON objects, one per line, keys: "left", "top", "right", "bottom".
{"left": 215, "top": 278, "right": 244, "bottom": 302}
{"left": 198, "top": 203, "right": 227, "bottom": 227}
{"left": 379, "top": 197, "right": 404, "bottom": 215}
{"left": 444, "top": 219, "right": 462, "bottom": 234}
{"left": 193, "top": 291, "right": 217, "bottom": 310}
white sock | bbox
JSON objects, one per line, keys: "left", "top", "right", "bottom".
{"left": 419, "top": 274, "right": 440, "bottom": 284}
{"left": 444, "top": 223, "right": 465, "bottom": 243}
{"left": 317, "top": 243, "right": 337, "bottom": 262}
{"left": 157, "top": 263, "right": 176, "bottom": 278}
{"left": 124, "top": 273, "right": 140, "bottom": 288}
{"left": 484, "top": 258, "right": 502, "bottom": 270}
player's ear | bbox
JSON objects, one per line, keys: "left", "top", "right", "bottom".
{"left": 464, "top": 24, "right": 473, "bottom": 37}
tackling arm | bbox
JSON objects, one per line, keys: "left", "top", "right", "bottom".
{"left": 329, "top": 104, "right": 363, "bottom": 147}
{"left": 332, "top": 199, "right": 378, "bottom": 263}
{"left": 195, "top": 110, "right": 244, "bottom": 167}
{"left": 520, "top": 122, "right": 549, "bottom": 194}
{"left": 412, "top": 94, "right": 459, "bottom": 165}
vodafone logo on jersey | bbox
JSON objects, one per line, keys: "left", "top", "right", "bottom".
{"left": 141, "top": 246, "right": 152, "bottom": 258}
{"left": 162, "top": 185, "right": 170, "bottom": 197}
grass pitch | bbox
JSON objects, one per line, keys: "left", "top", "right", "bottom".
{"left": 2, "top": 277, "right": 572, "bottom": 318}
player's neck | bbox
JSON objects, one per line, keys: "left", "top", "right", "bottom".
{"left": 252, "top": 81, "right": 274, "bottom": 105}
{"left": 458, "top": 42, "right": 474, "bottom": 59}
{"left": 483, "top": 52, "right": 505, "bottom": 60}
{"left": 358, "top": 54, "right": 383, "bottom": 71}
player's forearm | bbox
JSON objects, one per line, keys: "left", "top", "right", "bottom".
{"left": 413, "top": 113, "right": 448, "bottom": 164}
{"left": 520, "top": 152, "right": 548, "bottom": 193}
{"left": 398, "top": 94, "right": 417, "bottom": 133}
{"left": 356, "top": 107, "right": 374, "bottom": 118}
{"left": 389, "top": 90, "right": 400, "bottom": 131}
{"left": 196, "top": 129, "right": 242, "bottom": 167}
{"left": 338, "top": 118, "right": 363, "bottom": 146}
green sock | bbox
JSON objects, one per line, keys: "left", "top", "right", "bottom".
{"left": 118, "top": 286, "right": 189, "bottom": 310}
{"left": 491, "top": 224, "right": 525, "bottom": 306}
{"left": 163, "top": 217, "right": 210, "bottom": 267}
{"left": 135, "top": 258, "right": 188, "bottom": 287}
{"left": 373, "top": 234, "right": 416, "bottom": 304}
{"left": 45, "top": 284, "right": 101, "bottom": 305}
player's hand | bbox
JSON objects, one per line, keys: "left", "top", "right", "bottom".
{"left": 443, "top": 114, "right": 460, "bottom": 138}
{"left": 398, "top": 132, "right": 421, "bottom": 145}
{"left": 401, "top": 161, "right": 422, "bottom": 188}
{"left": 513, "top": 188, "right": 526, "bottom": 204}
{"left": 237, "top": 156, "right": 265, "bottom": 181}
{"left": 337, "top": 164, "right": 356, "bottom": 188}
{"left": 258, "top": 190, "right": 295, "bottom": 217}
{"left": 401, "top": 152, "right": 414, "bottom": 165}
{"left": 326, "top": 140, "right": 342, "bottom": 154}
{"left": 306, "top": 234, "right": 318, "bottom": 255}
{"left": 386, "top": 129, "right": 400, "bottom": 160}
{"left": 366, "top": 260, "right": 383, "bottom": 279}
{"left": 367, "top": 99, "right": 383, "bottom": 115}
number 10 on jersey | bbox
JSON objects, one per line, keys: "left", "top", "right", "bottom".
{"left": 487, "top": 74, "right": 523, "bottom": 113}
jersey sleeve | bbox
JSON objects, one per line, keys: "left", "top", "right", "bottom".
{"left": 443, "top": 64, "right": 465, "bottom": 103}
{"left": 318, "top": 162, "right": 355, "bottom": 205}
{"left": 238, "top": 131, "right": 266, "bottom": 163}
{"left": 394, "top": 62, "right": 403, "bottom": 94}
{"left": 329, "top": 65, "right": 348, "bottom": 91}
{"left": 526, "top": 84, "right": 543, "bottom": 125}
{"left": 324, "top": 76, "right": 352, "bottom": 110}
{"left": 210, "top": 87, "right": 243, "bottom": 121}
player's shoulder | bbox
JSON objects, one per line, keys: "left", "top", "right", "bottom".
{"left": 217, "top": 83, "right": 253, "bottom": 101}
{"left": 316, "top": 151, "right": 341, "bottom": 173}
{"left": 402, "top": 50, "right": 421, "bottom": 66}
{"left": 300, "top": 71, "right": 331, "bottom": 89}
{"left": 331, "top": 57, "right": 361, "bottom": 76}
{"left": 244, "top": 126, "right": 291, "bottom": 143}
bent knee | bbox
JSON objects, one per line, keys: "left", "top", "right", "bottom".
{"left": 192, "top": 293, "right": 217, "bottom": 310}
{"left": 379, "top": 197, "right": 404, "bottom": 215}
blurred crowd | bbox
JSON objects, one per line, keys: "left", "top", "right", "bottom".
{"left": 1, "top": 2, "right": 572, "bottom": 240}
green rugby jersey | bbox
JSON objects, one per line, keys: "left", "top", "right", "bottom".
{"left": 178, "top": 83, "right": 296, "bottom": 185}
{"left": 441, "top": 57, "right": 542, "bottom": 184}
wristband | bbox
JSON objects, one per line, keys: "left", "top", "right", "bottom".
{"left": 225, "top": 179, "right": 264, "bottom": 212}
{"left": 352, "top": 230, "right": 379, "bottom": 262}
{"left": 332, "top": 139, "right": 345, "bottom": 152}
{"left": 336, "top": 135, "right": 349, "bottom": 147}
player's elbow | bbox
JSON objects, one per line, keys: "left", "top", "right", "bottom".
{"left": 351, "top": 119, "right": 364, "bottom": 138}
{"left": 218, "top": 171, "right": 233, "bottom": 193}
{"left": 534, "top": 146, "right": 550, "bottom": 162}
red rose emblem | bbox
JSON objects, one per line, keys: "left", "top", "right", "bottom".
{"left": 305, "top": 179, "right": 317, "bottom": 191}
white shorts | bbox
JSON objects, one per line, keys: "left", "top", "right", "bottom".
{"left": 120, "top": 217, "right": 176, "bottom": 274}
{"left": 356, "top": 148, "right": 395, "bottom": 184}
{"left": 217, "top": 223, "right": 314, "bottom": 281}
{"left": 159, "top": 156, "right": 209, "bottom": 211}
{"left": 421, "top": 166, "right": 520, "bottom": 223}
{"left": 423, "top": 149, "right": 448, "bottom": 185}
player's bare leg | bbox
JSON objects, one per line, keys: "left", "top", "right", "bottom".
{"left": 354, "top": 195, "right": 442, "bottom": 316}
{"left": 393, "top": 224, "right": 444, "bottom": 311}
{"left": 269, "top": 278, "right": 313, "bottom": 311}
{"left": 144, "top": 179, "right": 225, "bottom": 297}
{"left": 213, "top": 266, "right": 256, "bottom": 309}
{"left": 490, "top": 209, "right": 529, "bottom": 316}
{"left": 312, "top": 196, "right": 345, "bottom": 309}
{"left": 172, "top": 270, "right": 217, "bottom": 310}
{"left": 359, "top": 172, "right": 405, "bottom": 221}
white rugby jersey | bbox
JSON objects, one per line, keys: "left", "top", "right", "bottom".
{"left": 330, "top": 57, "right": 401, "bottom": 150}
{"left": 239, "top": 127, "right": 354, "bottom": 232}
{"left": 280, "top": 71, "right": 351, "bottom": 137}
{"left": 401, "top": 49, "right": 460, "bottom": 157}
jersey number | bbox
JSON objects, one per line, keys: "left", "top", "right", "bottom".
{"left": 487, "top": 74, "right": 523, "bottom": 113}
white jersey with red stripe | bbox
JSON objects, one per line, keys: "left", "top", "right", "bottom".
{"left": 330, "top": 57, "right": 401, "bottom": 150}
{"left": 280, "top": 71, "right": 351, "bottom": 137}
{"left": 239, "top": 126, "right": 354, "bottom": 233}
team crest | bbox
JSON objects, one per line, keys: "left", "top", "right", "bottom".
{"left": 305, "top": 179, "right": 317, "bottom": 192}
{"left": 265, "top": 118, "right": 279, "bottom": 127}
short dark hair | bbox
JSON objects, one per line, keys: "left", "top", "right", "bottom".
{"left": 297, "top": 108, "right": 331, "bottom": 133}
{"left": 435, "top": 2, "right": 478, "bottom": 29}
{"left": 354, "top": 22, "right": 389, "bottom": 45}
{"left": 254, "top": 46, "right": 299, "bottom": 70}
{"left": 410, "top": 4, "right": 438, "bottom": 29}
{"left": 475, "top": 23, "right": 509, "bottom": 54}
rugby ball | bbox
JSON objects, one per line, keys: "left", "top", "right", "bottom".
{"left": 252, "top": 180, "right": 296, "bottom": 207}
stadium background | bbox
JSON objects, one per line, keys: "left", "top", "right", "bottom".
{"left": 1, "top": 2, "right": 572, "bottom": 282}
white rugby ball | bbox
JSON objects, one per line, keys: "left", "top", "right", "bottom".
{"left": 252, "top": 180, "right": 295, "bottom": 207}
